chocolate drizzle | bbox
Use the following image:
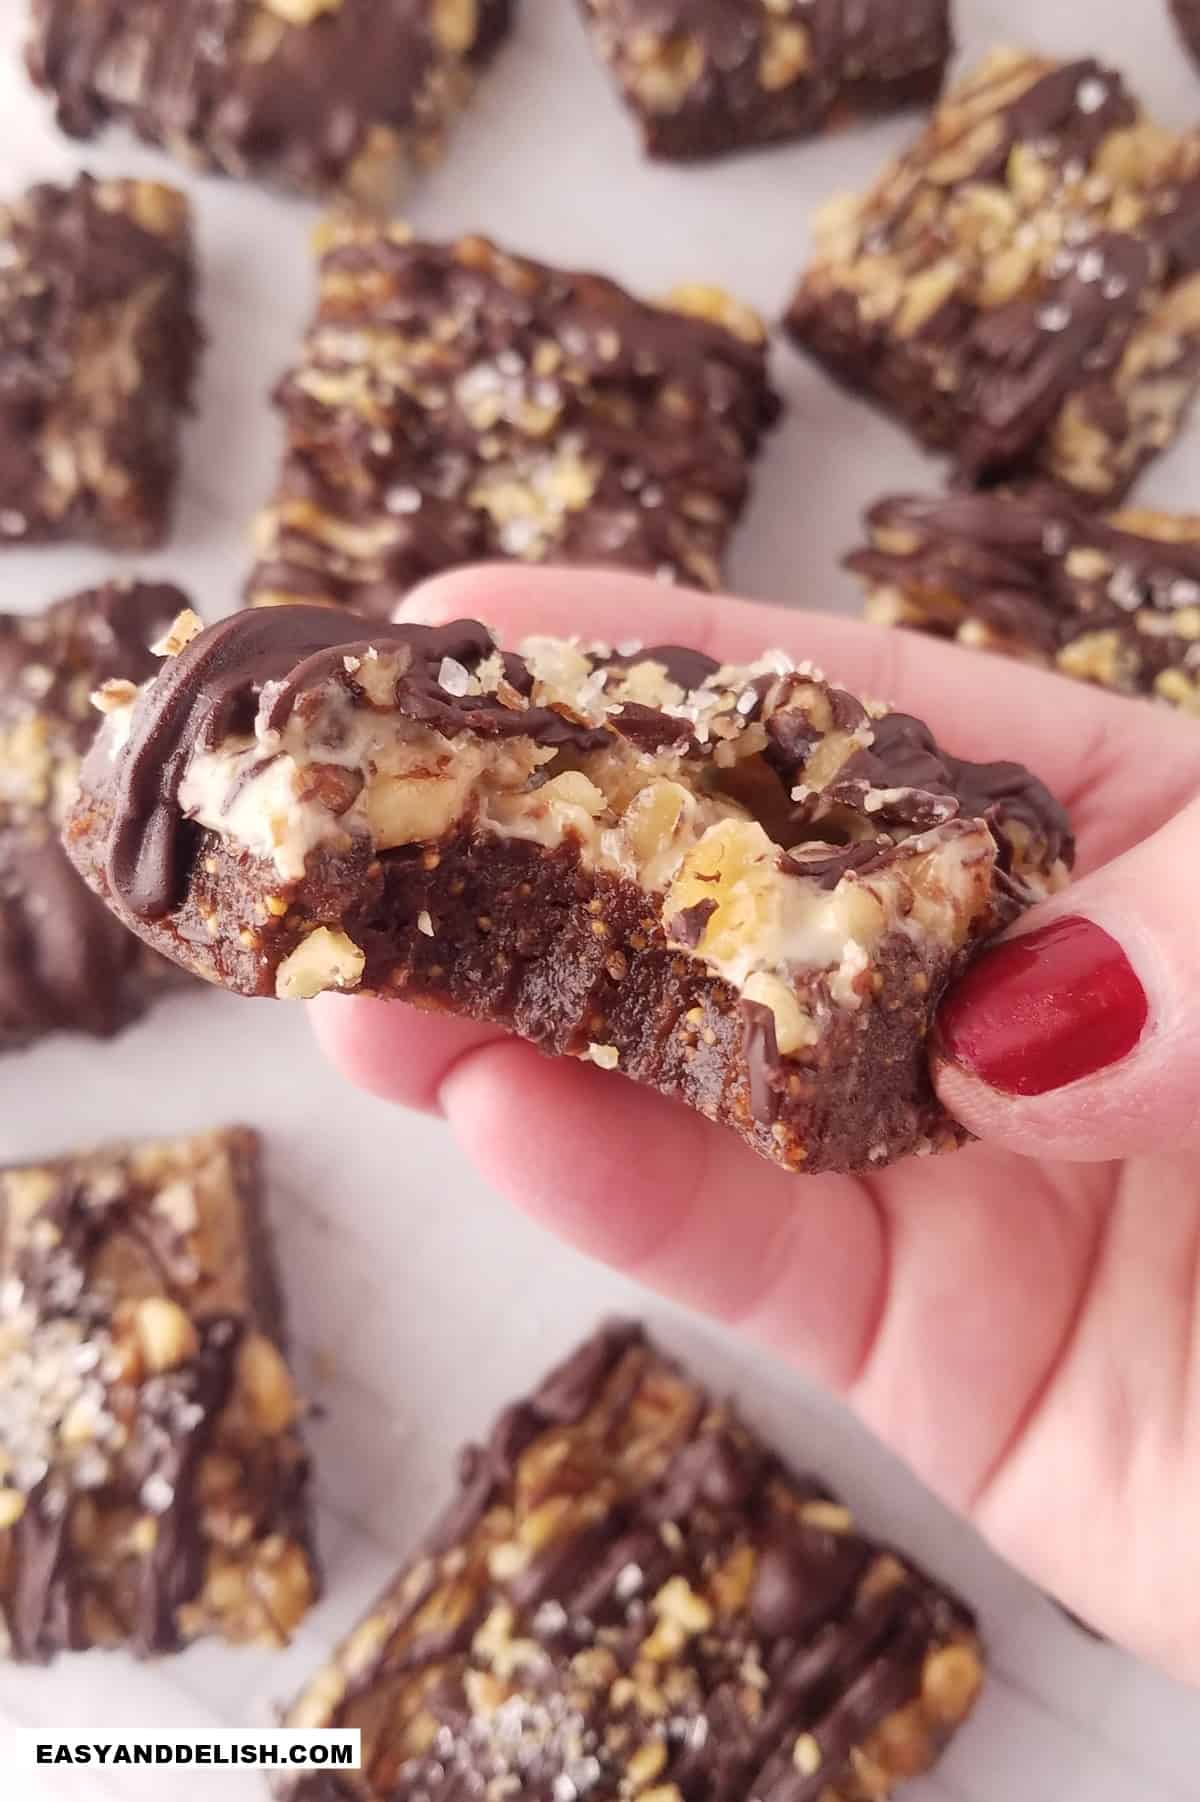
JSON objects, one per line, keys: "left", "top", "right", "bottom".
{"left": 106, "top": 608, "right": 612, "bottom": 922}
{"left": 282, "top": 1323, "right": 979, "bottom": 1802}
{"left": 849, "top": 487, "right": 1200, "bottom": 705}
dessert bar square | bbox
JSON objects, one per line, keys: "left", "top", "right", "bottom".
{"left": 279, "top": 1322, "right": 983, "bottom": 1802}
{"left": 577, "top": 0, "right": 952, "bottom": 160}
{"left": 65, "top": 608, "right": 1073, "bottom": 1175}
{"left": 26, "top": 0, "right": 514, "bottom": 201}
{"left": 848, "top": 489, "right": 1200, "bottom": 714}
{"left": 0, "top": 174, "right": 198, "bottom": 550}
{"left": 786, "top": 49, "right": 1200, "bottom": 505}
{"left": 247, "top": 226, "right": 779, "bottom": 616}
{"left": 0, "top": 1126, "right": 317, "bottom": 1662}
{"left": 0, "top": 581, "right": 187, "bottom": 1053}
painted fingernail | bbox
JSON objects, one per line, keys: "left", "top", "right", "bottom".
{"left": 937, "top": 915, "right": 1148, "bottom": 1097}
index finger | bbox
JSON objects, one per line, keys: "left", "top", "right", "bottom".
{"left": 399, "top": 565, "right": 1200, "bottom": 873}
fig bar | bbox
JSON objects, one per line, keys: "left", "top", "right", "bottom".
{"left": 246, "top": 226, "right": 779, "bottom": 616}
{"left": 576, "top": 0, "right": 952, "bottom": 160}
{"left": 848, "top": 490, "right": 1200, "bottom": 715}
{"left": 0, "top": 581, "right": 189, "bottom": 1053}
{"left": 64, "top": 607, "right": 1072, "bottom": 1176}
{"left": 279, "top": 1321, "right": 984, "bottom": 1802}
{"left": 0, "top": 1127, "right": 317, "bottom": 1663}
{"left": 786, "top": 49, "right": 1200, "bottom": 506}
{"left": 0, "top": 174, "right": 198, "bottom": 549}
{"left": 26, "top": 0, "right": 513, "bottom": 202}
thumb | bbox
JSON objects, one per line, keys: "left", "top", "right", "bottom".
{"left": 934, "top": 795, "right": 1200, "bottom": 1162}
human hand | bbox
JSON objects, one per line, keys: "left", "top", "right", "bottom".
{"left": 313, "top": 566, "right": 1200, "bottom": 1684}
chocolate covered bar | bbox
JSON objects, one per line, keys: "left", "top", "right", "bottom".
{"left": 576, "top": 0, "right": 952, "bottom": 160}
{"left": 279, "top": 1321, "right": 984, "bottom": 1802}
{"left": 1, "top": 581, "right": 189, "bottom": 1053}
{"left": 0, "top": 174, "right": 198, "bottom": 549}
{"left": 63, "top": 606, "right": 1072, "bottom": 1175}
{"left": 26, "top": 0, "right": 513, "bottom": 201}
{"left": 246, "top": 226, "right": 779, "bottom": 616}
{"left": 786, "top": 49, "right": 1200, "bottom": 506}
{"left": 849, "top": 490, "right": 1200, "bottom": 715}
{"left": 0, "top": 1127, "right": 317, "bottom": 1662}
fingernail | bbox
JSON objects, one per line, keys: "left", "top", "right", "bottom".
{"left": 937, "top": 915, "right": 1148, "bottom": 1097}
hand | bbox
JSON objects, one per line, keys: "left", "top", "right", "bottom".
{"left": 313, "top": 566, "right": 1200, "bottom": 1684}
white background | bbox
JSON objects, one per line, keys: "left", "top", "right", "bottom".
{"left": 1, "top": 0, "right": 1198, "bottom": 1796}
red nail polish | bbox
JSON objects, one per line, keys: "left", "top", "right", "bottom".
{"left": 937, "top": 916, "right": 1148, "bottom": 1098}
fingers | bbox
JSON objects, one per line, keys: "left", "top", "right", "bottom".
{"left": 439, "top": 1043, "right": 888, "bottom": 1394}
{"left": 399, "top": 565, "right": 1200, "bottom": 871}
{"left": 309, "top": 993, "right": 504, "bottom": 1114}
{"left": 936, "top": 795, "right": 1200, "bottom": 1160}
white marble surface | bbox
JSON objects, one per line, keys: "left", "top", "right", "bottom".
{"left": 0, "top": 0, "right": 1197, "bottom": 1796}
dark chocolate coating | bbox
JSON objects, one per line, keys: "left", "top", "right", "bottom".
{"left": 0, "top": 581, "right": 186, "bottom": 1052}
{"left": 0, "top": 1128, "right": 316, "bottom": 1662}
{"left": 247, "top": 230, "right": 779, "bottom": 613}
{"left": 26, "top": 0, "right": 514, "bottom": 197}
{"left": 848, "top": 488, "right": 1200, "bottom": 706}
{"left": 577, "top": 0, "right": 952, "bottom": 160}
{"left": 280, "top": 1322, "right": 982, "bottom": 1802}
{"left": 786, "top": 54, "right": 1200, "bottom": 505}
{"left": 0, "top": 173, "right": 198, "bottom": 549}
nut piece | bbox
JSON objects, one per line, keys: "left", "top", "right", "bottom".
{"left": 151, "top": 609, "right": 204, "bottom": 658}
{"left": 134, "top": 1296, "right": 199, "bottom": 1373}
{"left": 275, "top": 927, "right": 366, "bottom": 999}
{"left": 264, "top": 0, "right": 342, "bottom": 22}
{"left": 0, "top": 1488, "right": 27, "bottom": 1529}
{"left": 236, "top": 1332, "right": 297, "bottom": 1434}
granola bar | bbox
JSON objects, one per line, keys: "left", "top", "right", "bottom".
{"left": 576, "top": 0, "right": 952, "bottom": 160}
{"left": 63, "top": 606, "right": 1072, "bottom": 1176}
{"left": 0, "top": 1126, "right": 317, "bottom": 1663}
{"left": 279, "top": 1321, "right": 984, "bottom": 1802}
{"left": 0, "top": 581, "right": 190, "bottom": 1053}
{"left": 0, "top": 173, "right": 198, "bottom": 550}
{"left": 246, "top": 226, "right": 779, "bottom": 616}
{"left": 785, "top": 48, "right": 1200, "bottom": 506}
{"left": 848, "top": 489, "right": 1200, "bottom": 715}
{"left": 26, "top": 0, "right": 514, "bottom": 201}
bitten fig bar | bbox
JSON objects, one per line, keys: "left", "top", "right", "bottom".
{"left": 0, "top": 581, "right": 188, "bottom": 1053}
{"left": 848, "top": 489, "right": 1200, "bottom": 714}
{"left": 63, "top": 606, "right": 1071, "bottom": 1175}
{"left": 25, "top": 0, "right": 513, "bottom": 201}
{"left": 576, "top": 0, "right": 952, "bottom": 160}
{"left": 246, "top": 226, "right": 779, "bottom": 616}
{"left": 278, "top": 1322, "right": 984, "bottom": 1802}
{"left": 0, "top": 174, "right": 198, "bottom": 549}
{"left": 0, "top": 1127, "right": 317, "bottom": 1662}
{"left": 785, "top": 48, "right": 1200, "bottom": 506}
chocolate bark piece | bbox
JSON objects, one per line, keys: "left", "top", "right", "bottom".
{"left": 785, "top": 48, "right": 1200, "bottom": 507}
{"left": 0, "top": 581, "right": 193, "bottom": 1054}
{"left": 26, "top": 0, "right": 514, "bottom": 201}
{"left": 0, "top": 1126, "right": 317, "bottom": 1663}
{"left": 848, "top": 489, "right": 1200, "bottom": 714}
{"left": 576, "top": 0, "right": 952, "bottom": 161}
{"left": 278, "top": 1321, "right": 984, "bottom": 1802}
{"left": 846, "top": 493, "right": 1196, "bottom": 717}
{"left": 1171, "top": 1, "right": 1200, "bottom": 66}
{"left": 64, "top": 607, "right": 1072, "bottom": 1176}
{"left": 0, "top": 173, "right": 198, "bottom": 550}
{"left": 246, "top": 226, "right": 780, "bottom": 616}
